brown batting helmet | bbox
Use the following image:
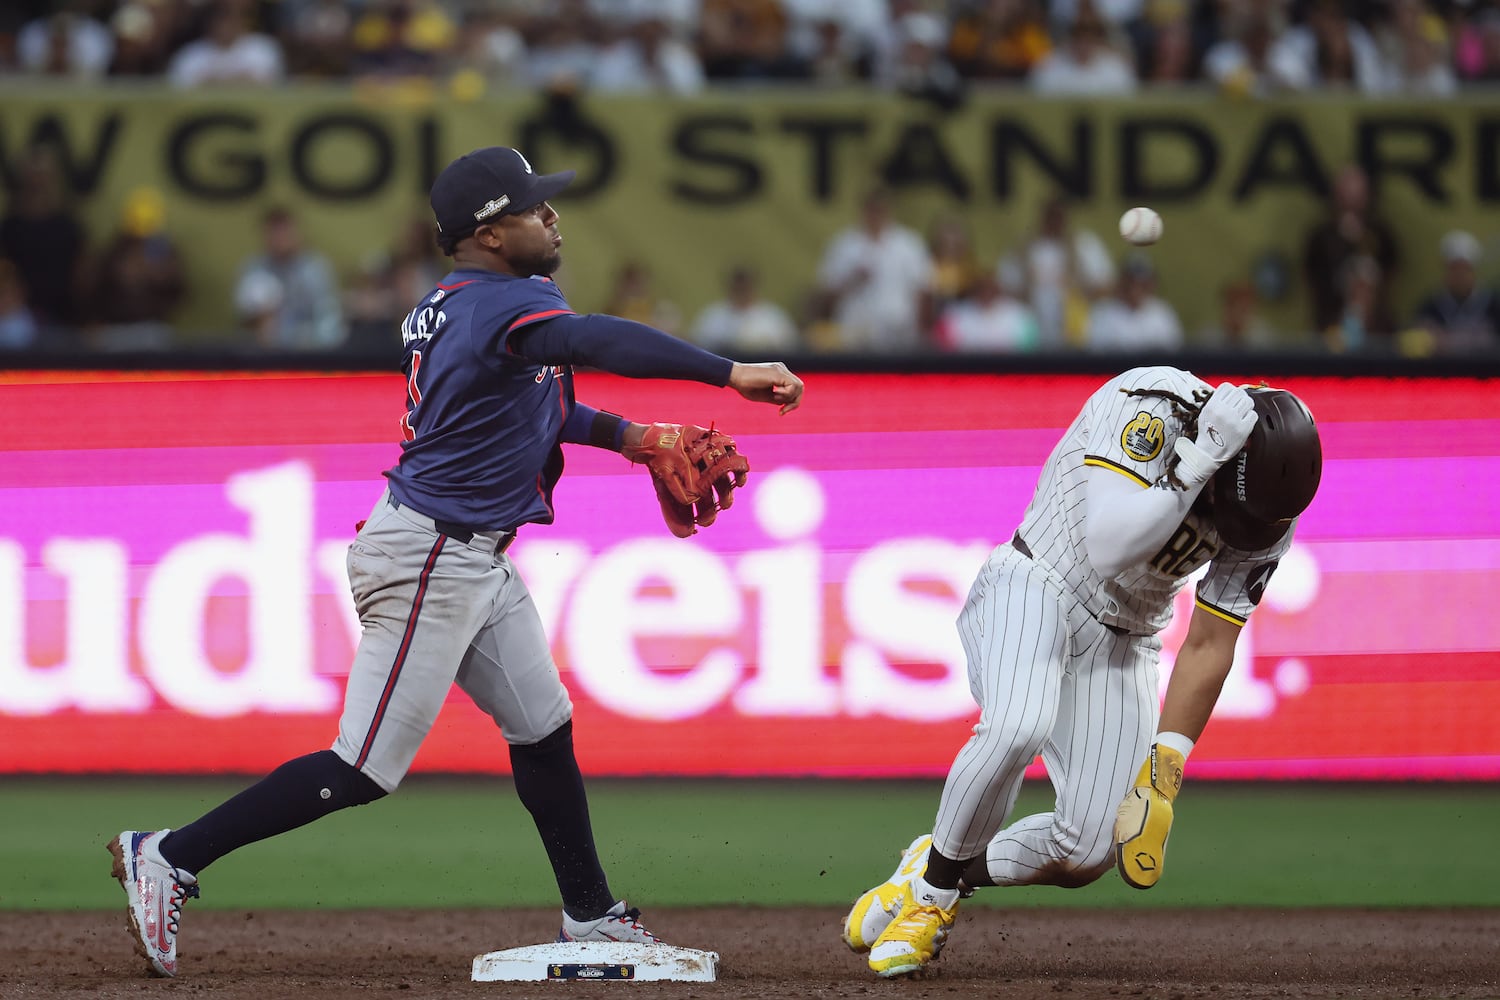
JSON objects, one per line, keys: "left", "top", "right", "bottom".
{"left": 1211, "top": 387, "right": 1323, "bottom": 551}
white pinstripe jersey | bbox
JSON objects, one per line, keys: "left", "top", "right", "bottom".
{"left": 1014, "top": 366, "right": 1293, "bottom": 635}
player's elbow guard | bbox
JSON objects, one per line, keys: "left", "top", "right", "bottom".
{"left": 1113, "top": 744, "right": 1185, "bottom": 890}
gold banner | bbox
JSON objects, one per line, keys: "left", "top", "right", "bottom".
{"left": 3, "top": 84, "right": 1497, "bottom": 344}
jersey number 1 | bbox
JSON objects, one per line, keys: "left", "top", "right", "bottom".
{"left": 399, "top": 349, "right": 423, "bottom": 442}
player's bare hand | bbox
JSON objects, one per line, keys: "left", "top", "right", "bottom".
{"left": 729, "top": 362, "right": 804, "bottom": 415}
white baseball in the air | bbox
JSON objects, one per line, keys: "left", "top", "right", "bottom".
{"left": 1119, "top": 206, "right": 1163, "bottom": 246}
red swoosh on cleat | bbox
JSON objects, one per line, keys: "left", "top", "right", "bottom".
{"left": 151, "top": 907, "right": 171, "bottom": 956}
{"left": 139, "top": 868, "right": 172, "bottom": 959}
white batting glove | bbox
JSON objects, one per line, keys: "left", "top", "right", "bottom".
{"left": 1172, "top": 383, "right": 1257, "bottom": 487}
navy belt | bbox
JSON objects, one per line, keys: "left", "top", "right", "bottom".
{"left": 1011, "top": 531, "right": 1032, "bottom": 559}
{"left": 388, "top": 495, "right": 515, "bottom": 552}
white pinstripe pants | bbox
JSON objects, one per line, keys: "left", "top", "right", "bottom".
{"left": 931, "top": 543, "right": 1161, "bottom": 888}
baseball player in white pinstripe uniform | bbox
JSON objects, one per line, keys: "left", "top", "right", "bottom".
{"left": 842, "top": 366, "right": 1322, "bottom": 978}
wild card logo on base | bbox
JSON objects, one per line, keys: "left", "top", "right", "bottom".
{"left": 548, "top": 964, "right": 635, "bottom": 980}
{"left": 1121, "top": 411, "right": 1166, "bottom": 461}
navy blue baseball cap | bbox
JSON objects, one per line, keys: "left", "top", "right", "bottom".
{"left": 430, "top": 147, "right": 576, "bottom": 239}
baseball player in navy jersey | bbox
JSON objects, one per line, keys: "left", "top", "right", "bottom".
{"left": 107, "top": 145, "right": 804, "bottom": 978}
{"left": 842, "top": 366, "right": 1321, "bottom": 978}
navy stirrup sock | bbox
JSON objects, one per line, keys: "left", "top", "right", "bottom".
{"left": 510, "top": 721, "right": 616, "bottom": 920}
{"left": 159, "top": 750, "right": 386, "bottom": 875}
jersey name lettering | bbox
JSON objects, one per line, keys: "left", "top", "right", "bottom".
{"left": 1150, "top": 521, "right": 1218, "bottom": 577}
{"left": 401, "top": 305, "right": 447, "bottom": 345}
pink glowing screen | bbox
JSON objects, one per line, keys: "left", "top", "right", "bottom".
{"left": 2, "top": 371, "right": 1496, "bottom": 779}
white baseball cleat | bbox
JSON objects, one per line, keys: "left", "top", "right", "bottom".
{"left": 558, "top": 900, "right": 662, "bottom": 944}
{"left": 842, "top": 834, "right": 933, "bottom": 953}
{"left": 107, "top": 830, "right": 199, "bottom": 977}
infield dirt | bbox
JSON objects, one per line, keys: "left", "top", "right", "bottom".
{"left": 5, "top": 907, "right": 1497, "bottom": 999}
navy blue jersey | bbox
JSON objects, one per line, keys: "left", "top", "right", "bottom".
{"left": 384, "top": 269, "right": 579, "bottom": 531}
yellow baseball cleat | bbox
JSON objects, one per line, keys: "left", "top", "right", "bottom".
{"left": 841, "top": 834, "right": 933, "bottom": 953}
{"left": 866, "top": 880, "right": 960, "bottom": 978}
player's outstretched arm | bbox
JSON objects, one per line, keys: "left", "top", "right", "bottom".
{"left": 728, "top": 361, "right": 804, "bottom": 415}
{"left": 512, "top": 315, "right": 805, "bottom": 412}
{"left": 509, "top": 314, "right": 730, "bottom": 386}
{"left": 1114, "top": 607, "right": 1239, "bottom": 889}
{"left": 531, "top": 317, "right": 802, "bottom": 536}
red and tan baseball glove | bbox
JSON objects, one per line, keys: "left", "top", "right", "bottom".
{"left": 623, "top": 423, "right": 750, "bottom": 538}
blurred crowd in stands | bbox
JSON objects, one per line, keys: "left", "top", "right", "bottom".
{"left": 3, "top": 147, "right": 1496, "bottom": 358}
{"left": 3, "top": 0, "right": 1500, "bottom": 96}
{"left": 702, "top": 169, "right": 1499, "bottom": 358}
{"left": 1, "top": 0, "right": 1498, "bottom": 358}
